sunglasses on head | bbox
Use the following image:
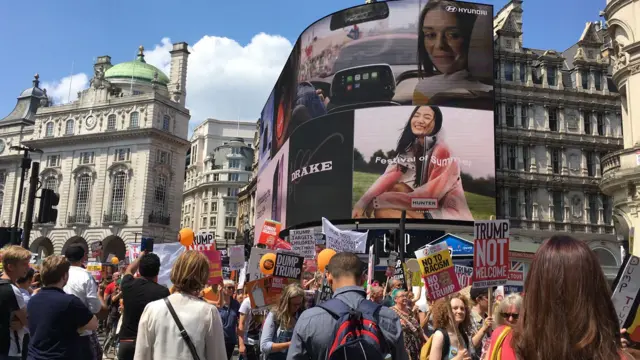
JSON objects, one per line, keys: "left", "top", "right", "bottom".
{"left": 501, "top": 312, "right": 519, "bottom": 320}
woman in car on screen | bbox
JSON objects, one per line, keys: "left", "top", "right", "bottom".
{"left": 413, "top": 0, "right": 493, "bottom": 110}
{"left": 352, "top": 105, "right": 473, "bottom": 221}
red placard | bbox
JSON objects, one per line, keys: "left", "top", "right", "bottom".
{"left": 258, "top": 220, "right": 281, "bottom": 248}
{"left": 202, "top": 249, "right": 223, "bottom": 285}
{"left": 473, "top": 220, "right": 510, "bottom": 288}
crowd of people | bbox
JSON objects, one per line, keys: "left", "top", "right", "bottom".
{"left": 1, "top": 235, "right": 640, "bottom": 360}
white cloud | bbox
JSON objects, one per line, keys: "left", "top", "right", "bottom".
{"left": 41, "top": 73, "right": 89, "bottom": 105}
{"left": 42, "top": 34, "right": 293, "bottom": 131}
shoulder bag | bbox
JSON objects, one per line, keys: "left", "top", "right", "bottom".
{"left": 164, "top": 297, "right": 201, "bottom": 360}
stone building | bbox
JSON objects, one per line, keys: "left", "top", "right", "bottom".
{"left": 181, "top": 119, "right": 255, "bottom": 246}
{"left": 0, "top": 43, "right": 191, "bottom": 261}
{"left": 237, "top": 122, "right": 259, "bottom": 245}
{"left": 494, "top": 0, "right": 623, "bottom": 280}
{"left": 599, "top": 0, "right": 640, "bottom": 256}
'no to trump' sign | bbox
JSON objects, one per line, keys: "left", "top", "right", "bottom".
{"left": 473, "top": 220, "right": 510, "bottom": 288}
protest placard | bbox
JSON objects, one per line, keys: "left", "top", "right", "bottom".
{"left": 258, "top": 220, "right": 281, "bottom": 248}
{"left": 418, "top": 242, "right": 460, "bottom": 301}
{"left": 86, "top": 262, "right": 102, "bottom": 282}
{"left": 202, "top": 249, "right": 223, "bottom": 285}
{"left": 274, "top": 253, "right": 304, "bottom": 280}
{"left": 290, "top": 229, "right": 316, "bottom": 258}
{"left": 247, "top": 247, "right": 272, "bottom": 281}
{"left": 455, "top": 265, "right": 473, "bottom": 288}
{"left": 506, "top": 261, "right": 525, "bottom": 289}
{"left": 322, "top": 217, "right": 367, "bottom": 253}
{"left": 393, "top": 259, "right": 407, "bottom": 289}
{"left": 228, "top": 245, "right": 244, "bottom": 270}
{"left": 315, "top": 277, "right": 334, "bottom": 305}
{"left": 188, "top": 232, "right": 215, "bottom": 251}
{"left": 473, "top": 220, "right": 510, "bottom": 288}
{"left": 612, "top": 255, "right": 640, "bottom": 342}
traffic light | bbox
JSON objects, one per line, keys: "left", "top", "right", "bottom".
{"left": 37, "top": 189, "right": 59, "bottom": 224}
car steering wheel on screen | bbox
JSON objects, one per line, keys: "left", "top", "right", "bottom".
{"left": 326, "top": 63, "right": 400, "bottom": 114}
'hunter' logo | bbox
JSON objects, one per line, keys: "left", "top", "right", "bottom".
{"left": 291, "top": 161, "right": 333, "bottom": 181}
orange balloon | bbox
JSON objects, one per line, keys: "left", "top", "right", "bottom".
{"left": 178, "top": 228, "right": 195, "bottom": 247}
{"left": 111, "top": 257, "right": 119, "bottom": 265}
{"left": 317, "top": 248, "right": 336, "bottom": 272}
{"left": 259, "top": 253, "right": 277, "bottom": 275}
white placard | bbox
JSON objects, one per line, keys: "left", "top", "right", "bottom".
{"left": 228, "top": 245, "right": 245, "bottom": 270}
{"left": 290, "top": 229, "right": 316, "bottom": 259}
{"left": 322, "top": 217, "right": 367, "bottom": 253}
{"left": 247, "top": 247, "right": 272, "bottom": 282}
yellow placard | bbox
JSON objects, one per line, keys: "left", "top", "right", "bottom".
{"left": 418, "top": 249, "right": 453, "bottom": 276}
{"left": 411, "top": 271, "right": 422, "bottom": 287}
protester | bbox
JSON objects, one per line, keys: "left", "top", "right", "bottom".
{"left": 287, "top": 252, "right": 408, "bottom": 360}
{"left": 0, "top": 246, "right": 30, "bottom": 360}
{"left": 468, "top": 287, "right": 492, "bottom": 359}
{"left": 117, "top": 251, "right": 169, "bottom": 360}
{"left": 104, "top": 272, "right": 120, "bottom": 298}
{"left": 134, "top": 250, "right": 227, "bottom": 360}
{"left": 14, "top": 268, "right": 34, "bottom": 360}
{"left": 238, "top": 291, "right": 262, "bottom": 360}
{"left": 493, "top": 294, "right": 521, "bottom": 327}
{"left": 27, "top": 255, "right": 98, "bottom": 359}
{"left": 487, "top": 235, "right": 630, "bottom": 360}
{"left": 429, "top": 293, "right": 475, "bottom": 360}
{"left": 62, "top": 244, "right": 106, "bottom": 360}
{"left": 369, "top": 285, "right": 384, "bottom": 304}
{"left": 260, "top": 283, "right": 305, "bottom": 360}
{"left": 383, "top": 279, "right": 403, "bottom": 306}
{"left": 390, "top": 288, "right": 427, "bottom": 360}
{"left": 217, "top": 279, "right": 241, "bottom": 360}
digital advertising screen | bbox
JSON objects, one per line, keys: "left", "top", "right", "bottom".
{"left": 254, "top": 0, "right": 495, "bottom": 241}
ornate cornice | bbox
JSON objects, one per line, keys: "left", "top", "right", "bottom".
{"left": 72, "top": 165, "right": 97, "bottom": 183}
{"left": 23, "top": 127, "right": 189, "bottom": 149}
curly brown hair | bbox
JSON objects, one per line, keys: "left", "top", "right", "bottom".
{"left": 431, "top": 293, "right": 472, "bottom": 332}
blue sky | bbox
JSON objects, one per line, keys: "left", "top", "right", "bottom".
{"left": 0, "top": 0, "right": 607, "bottom": 124}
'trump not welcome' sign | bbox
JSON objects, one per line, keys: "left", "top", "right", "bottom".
{"left": 473, "top": 220, "right": 510, "bottom": 288}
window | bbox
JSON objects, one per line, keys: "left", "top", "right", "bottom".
{"left": 203, "top": 202, "right": 208, "bottom": 212}
{"left": 202, "top": 217, "right": 208, "bottom": 227}
{"left": 505, "top": 103, "right": 515, "bottom": 127}
{"left": 211, "top": 202, "right": 218, "bottom": 212}
{"left": 495, "top": 146, "right": 502, "bottom": 170}
{"left": 552, "top": 149, "right": 561, "bottom": 174}
{"left": 114, "top": 148, "right": 130, "bottom": 162}
{"left": 211, "top": 188, "right": 218, "bottom": 197}
{"left": 45, "top": 122, "right": 54, "bottom": 137}
{"left": 597, "top": 112, "right": 605, "bottom": 136}
{"left": 231, "top": 147, "right": 241, "bottom": 155}
{"left": 156, "top": 150, "right": 171, "bottom": 165}
{"left": 210, "top": 217, "right": 216, "bottom": 227}
{"left": 75, "top": 174, "right": 91, "bottom": 218}
{"left": 224, "top": 232, "right": 236, "bottom": 240}
{"left": 129, "top": 112, "right": 139, "bottom": 128}
{"left": 494, "top": 62, "right": 500, "bottom": 80}
{"left": 79, "top": 152, "right": 94, "bottom": 165}
{"left": 519, "top": 63, "right": 526, "bottom": 82}
{"left": 546, "top": 66, "right": 556, "bottom": 86}
{"left": 107, "top": 114, "right": 116, "bottom": 130}
{"left": 587, "top": 152, "right": 597, "bottom": 177}
{"left": 496, "top": 190, "right": 503, "bottom": 218}
{"left": 504, "top": 61, "right": 514, "bottom": 81}
{"left": 523, "top": 147, "right": 530, "bottom": 172}
{"left": 44, "top": 177, "right": 58, "bottom": 191}
{"left": 520, "top": 105, "right": 527, "bottom": 128}
{"left": 229, "top": 160, "right": 240, "bottom": 169}
{"left": 495, "top": 103, "right": 501, "bottom": 125}
{"left": 154, "top": 175, "right": 168, "bottom": 217}
{"left": 109, "top": 172, "right": 127, "bottom": 218}
{"left": 162, "top": 115, "right": 170, "bottom": 131}
{"left": 581, "top": 70, "right": 589, "bottom": 89}
{"left": 604, "top": 196, "right": 612, "bottom": 225}
{"left": 65, "top": 119, "right": 75, "bottom": 135}
{"left": 191, "top": 145, "right": 198, "bottom": 163}
{"left": 524, "top": 189, "right": 533, "bottom": 220}
{"left": 583, "top": 111, "right": 591, "bottom": 134}
{"left": 213, "top": 174, "right": 220, "bottom": 182}
{"left": 552, "top": 191, "right": 564, "bottom": 222}
{"left": 229, "top": 173, "right": 239, "bottom": 181}
{"left": 225, "top": 216, "right": 236, "bottom": 227}
{"left": 226, "top": 202, "right": 237, "bottom": 213}
{"left": 509, "top": 188, "right": 519, "bottom": 218}
{"left": 227, "top": 188, "right": 238, "bottom": 197}
{"left": 594, "top": 71, "right": 602, "bottom": 91}
{"left": 589, "top": 194, "right": 599, "bottom": 224}
{"left": 548, "top": 108, "right": 558, "bottom": 131}
{"left": 507, "top": 145, "right": 517, "bottom": 170}
{"left": 47, "top": 155, "right": 60, "bottom": 167}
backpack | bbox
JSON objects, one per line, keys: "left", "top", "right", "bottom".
{"left": 317, "top": 298, "right": 387, "bottom": 360}
{"left": 420, "top": 329, "right": 450, "bottom": 360}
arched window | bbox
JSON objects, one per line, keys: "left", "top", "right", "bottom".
{"left": 593, "top": 248, "right": 618, "bottom": 267}
{"left": 65, "top": 119, "right": 75, "bottom": 135}
{"left": 75, "top": 175, "right": 91, "bottom": 220}
{"left": 109, "top": 172, "right": 128, "bottom": 221}
{"left": 129, "top": 112, "right": 139, "bottom": 128}
{"left": 162, "top": 115, "right": 170, "bottom": 131}
{"left": 107, "top": 114, "right": 116, "bottom": 130}
{"left": 45, "top": 122, "right": 54, "bottom": 137}
{"left": 154, "top": 175, "right": 168, "bottom": 217}
{"left": 44, "top": 176, "right": 58, "bottom": 191}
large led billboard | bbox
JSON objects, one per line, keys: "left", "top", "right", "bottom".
{"left": 255, "top": 0, "right": 495, "bottom": 240}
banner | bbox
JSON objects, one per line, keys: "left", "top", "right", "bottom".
{"left": 322, "top": 217, "right": 367, "bottom": 253}
{"left": 87, "top": 262, "right": 102, "bottom": 282}
{"left": 187, "top": 232, "right": 215, "bottom": 251}
{"left": 455, "top": 265, "right": 473, "bottom": 288}
{"left": 202, "top": 249, "right": 223, "bottom": 285}
{"left": 473, "top": 220, "right": 510, "bottom": 288}
{"left": 228, "top": 245, "right": 245, "bottom": 270}
{"left": 506, "top": 261, "right": 525, "bottom": 289}
{"left": 255, "top": 0, "right": 495, "bottom": 239}
{"left": 418, "top": 242, "right": 460, "bottom": 301}
{"left": 290, "top": 229, "right": 316, "bottom": 258}
{"left": 274, "top": 253, "right": 304, "bottom": 280}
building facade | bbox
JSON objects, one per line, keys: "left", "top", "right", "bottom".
{"left": 494, "top": 1, "right": 623, "bottom": 280}
{"left": 181, "top": 119, "right": 255, "bottom": 246}
{"left": 600, "top": 0, "right": 640, "bottom": 256}
{"left": 237, "top": 122, "right": 259, "bottom": 245}
{"left": 0, "top": 43, "right": 191, "bottom": 261}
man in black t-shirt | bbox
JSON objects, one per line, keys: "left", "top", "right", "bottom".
{"left": 117, "top": 252, "right": 169, "bottom": 360}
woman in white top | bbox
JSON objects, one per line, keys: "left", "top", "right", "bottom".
{"left": 134, "top": 250, "right": 227, "bottom": 360}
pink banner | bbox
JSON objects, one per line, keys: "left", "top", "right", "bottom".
{"left": 202, "top": 249, "right": 223, "bottom": 285}
{"left": 424, "top": 266, "right": 461, "bottom": 301}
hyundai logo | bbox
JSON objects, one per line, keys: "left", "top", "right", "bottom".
{"left": 445, "top": 5, "right": 458, "bottom": 12}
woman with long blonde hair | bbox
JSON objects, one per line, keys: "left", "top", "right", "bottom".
{"left": 259, "top": 283, "right": 305, "bottom": 360}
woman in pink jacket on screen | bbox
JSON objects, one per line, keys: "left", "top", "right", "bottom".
{"left": 352, "top": 105, "right": 473, "bottom": 221}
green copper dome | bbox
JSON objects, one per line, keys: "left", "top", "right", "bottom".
{"left": 104, "top": 46, "right": 170, "bottom": 85}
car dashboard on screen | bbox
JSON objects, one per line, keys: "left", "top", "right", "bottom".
{"left": 330, "top": 64, "right": 396, "bottom": 106}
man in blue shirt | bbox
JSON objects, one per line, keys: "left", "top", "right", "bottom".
{"left": 27, "top": 255, "right": 98, "bottom": 360}
{"left": 217, "top": 280, "right": 241, "bottom": 360}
